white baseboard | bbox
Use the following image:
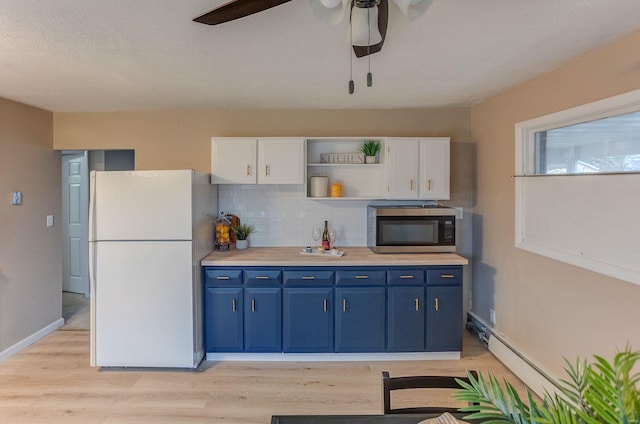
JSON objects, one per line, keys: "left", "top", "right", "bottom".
{"left": 0, "top": 318, "right": 64, "bottom": 362}
{"left": 467, "top": 311, "right": 557, "bottom": 398}
{"left": 207, "top": 351, "right": 460, "bottom": 362}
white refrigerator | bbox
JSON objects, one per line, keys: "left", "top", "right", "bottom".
{"left": 89, "top": 170, "right": 216, "bottom": 368}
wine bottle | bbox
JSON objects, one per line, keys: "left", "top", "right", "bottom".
{"left": 322, "top": 220, "right": 330, "bottom": 250}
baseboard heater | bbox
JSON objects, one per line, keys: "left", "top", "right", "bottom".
{"left": 467, "top": 311, "right": 559, "bottom": 399}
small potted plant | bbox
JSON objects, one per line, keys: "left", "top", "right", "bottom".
{"left": 361, "top": 141, "right": 380, "bottom": 164}
{"left": 232, "top": 224, "right": 255, "bottom": 250}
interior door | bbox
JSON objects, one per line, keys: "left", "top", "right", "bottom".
{"left": 62, "top": 152, "right": 89, "bottom": 295}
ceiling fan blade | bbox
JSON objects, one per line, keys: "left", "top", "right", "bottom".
{"left": 193, "top": 0, "right": 292, "bottom": 25}
{"left": 352, "top": 0, "right": 388, "bottom": 58}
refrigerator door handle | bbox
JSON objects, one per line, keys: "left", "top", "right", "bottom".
{"left": 89, "top": 171, "right": 97, "bottom": 366}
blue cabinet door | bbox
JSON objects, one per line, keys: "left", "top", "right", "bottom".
{"left": 205, "top": 287, "right": 243, "bottom": 352}
{"left": 426, "top": 285, "right": 463, "bottom": 351}
{"left": 244, "top": 287, "right": 282, "bottom": 352}
{"left": 387, "top": 286, "right": 425, "bottom": 352}
{"left": 283, "top": 287, "right": 333, "bottom": 353}
{"left": 335, "top": 287, "right": 386, "bottom": 352}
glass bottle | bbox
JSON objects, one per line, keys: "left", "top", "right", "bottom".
{"left": 322, "top": 220, "right": 330, "bottom": 250}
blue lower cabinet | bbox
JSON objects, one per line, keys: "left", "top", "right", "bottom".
{"left": 426, "top": 285, "right": 463, "bottom": 352}
{"left": 244, "top": 287, "right": 282, "bottom": 352}
{"left": 205, "top": 287, "right": 243, "bottom": 352}
{"left": 283, "top": 287, "right": 333, "bottom": 352}
{"left": 335, "top": 287, "right": 386, "bottom": 352}
{"left": 387, "top": 286, "right": 425, "bottom": 352}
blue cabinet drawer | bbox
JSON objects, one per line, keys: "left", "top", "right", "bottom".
{"left": 426, "top": 268, "right": 462, "bottom": 285}
{"left": 336, "top": 269, "right": 386, "bottom": 286}
{"left": 244, "top": 269, "right": 282, "bottom": 286}
{"left": 387, "top": 269, "right": 425, "bottom": 285}
{"left": 283, "top": 270, "right": 334, "bottom": 286}
{"left": 204, "top": 268, "right": 243, "bottom": 286}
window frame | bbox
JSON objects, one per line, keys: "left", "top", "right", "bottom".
{"left": 514, "top": 88, "right": 640, "bottom": 286}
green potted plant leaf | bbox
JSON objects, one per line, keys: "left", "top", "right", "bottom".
{"left": 454, "top": 346, "right": 640, "bottom": 424}
{"left": 232, "top": 224, "right": 255, "bottom": 250}
{"left": 361, "top": 141, "right": 380, "bottom": 164}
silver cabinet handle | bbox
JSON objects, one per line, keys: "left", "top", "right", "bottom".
{"left": 251, "top": 299, "right": 256, "bottom": 312}
{"left": 441, "top": 274, "right": 455, "bottom": 279}
{"left": 415, "top": 298, "right": 419, "bottom": 311}
{"left": 400, "top": 275, "right": 414, "bottom": 279}
{"left": 255, "top": 276, "right": 270, "bottom": 280}
{"left": 216, "top": 276, "right": 230, "bottom": 280}
{"left": 434, "top": 297, "right": 439, "bottom": 311}
{"left": 342, "top": 299, "right": 347, "bottom": 312}
{"left": 354, "top": 275, "right": 368, "bottom": 279}
{"left": 247, "top": 165, "right": 251, "bottom": 176}
{"left": 302, "top": 276, "right": 316, "bottom": 280}
{"left": 323, "top": 298, "right": 327, "bottom": 312}
{"left": 232, "top": 299, "right": 236, "bottom": 312}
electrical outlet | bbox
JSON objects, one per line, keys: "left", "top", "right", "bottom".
{"left": 489, "top": 308, "right": 496, "bottom": 325}
{"left": 454, "top": 206, "right": 463, "bottom": 220}
{"left": 12, "top": 191, "right": 22, "bottom": 205}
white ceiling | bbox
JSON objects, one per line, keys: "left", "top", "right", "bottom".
{"left": 1, "top": 0, "right": 639, "bottom": 112}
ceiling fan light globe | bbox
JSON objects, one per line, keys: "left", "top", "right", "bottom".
{"left": 391, "top": 0, "right": 433, "bottom": 21}
{"left": 321, "top": 0, "right": 342, "bottom": 7}
{"left": 309, "top": 0, "right": 349, "bottom": 24}
{"left": 351, "top": 5, "right": 383, "bottom": 46}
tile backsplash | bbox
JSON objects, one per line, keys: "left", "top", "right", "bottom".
{"left": 217, "top": 185, "right": 369, "bottom": 247}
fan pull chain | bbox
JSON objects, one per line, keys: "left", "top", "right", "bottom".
{"left": 349, "top": 5, "right": 355, "bottom": 94}
{"left": 367, "top": 5, "right": 373, "bottom": 87}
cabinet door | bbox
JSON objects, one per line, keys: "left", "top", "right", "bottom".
{"left": 205, "top": 287, "right": 243, "bottom": 352}
{"left": 387, "top": 286, "right": 425, "bottom": 352}
{"left": 283, "top": 287, "right": 333, "bottom": 353}
{"left": 258, "top": 138, "right": 304, "bottom": 184}
{"left": 335, "top": 287, "right": 386, "bottom": 352}
{"left": 244, "top": 287, "right": 282, "bottom": 352}
{"left": 211, "top": 138, "right": 257, "bottom": 184}
{"left": 426, "top": 285, "right": 462, "bottom": 352}
{"left": 419, "top": 138, "right": 450, "bottom": 200}
{"left": 385, "top": 138, "right": 419, "bottom": 199}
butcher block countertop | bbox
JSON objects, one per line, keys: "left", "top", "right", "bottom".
{"left": 201, "top": 247, "right": 468, "bottom": 267}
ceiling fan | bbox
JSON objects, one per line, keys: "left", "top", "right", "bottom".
{"left": 194, "top": 0, "right": 433, "bottom": 92}
{"left": 194, "top": 0, "right": 433, "bottom": 57}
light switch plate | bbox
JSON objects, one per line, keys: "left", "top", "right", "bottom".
{"left": 12, "top": 191, "right": 22, "bottom": 205}
{"left": 46, "top": 215, "right": 54, "bottom": 227}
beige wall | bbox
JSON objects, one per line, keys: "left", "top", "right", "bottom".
{"left": 0, "top": 97, "right": 61, "bottom": 355}
{"left": 470, "top": 29, "right": 640, "bottom": 376}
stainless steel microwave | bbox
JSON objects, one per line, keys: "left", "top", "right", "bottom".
{"left": 367, "top": 205, "right": 456, "bottom": 253}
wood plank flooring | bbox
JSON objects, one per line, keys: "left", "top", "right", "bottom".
{"left": 0, "top": 331, "right": 527, "bottom": 423}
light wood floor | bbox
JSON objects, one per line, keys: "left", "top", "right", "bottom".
{"left": 0, "top": 331, "right": 527, "bottom": 423}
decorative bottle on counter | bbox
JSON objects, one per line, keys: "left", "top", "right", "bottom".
{"left": 215, "top": 212, "right": 231, "bottom": 251}
{"left": 322, "top": 220, "right": 330, "bottom": 250}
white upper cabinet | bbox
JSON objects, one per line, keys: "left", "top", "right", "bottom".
{"left": 211, "top": 137, "right": 304, "bottom": 185}
{"left": 385, "top": 137, "right": 450, "bottom": 200}
{"left": 419, "top": 137, "right": 450, "bottom": 200}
